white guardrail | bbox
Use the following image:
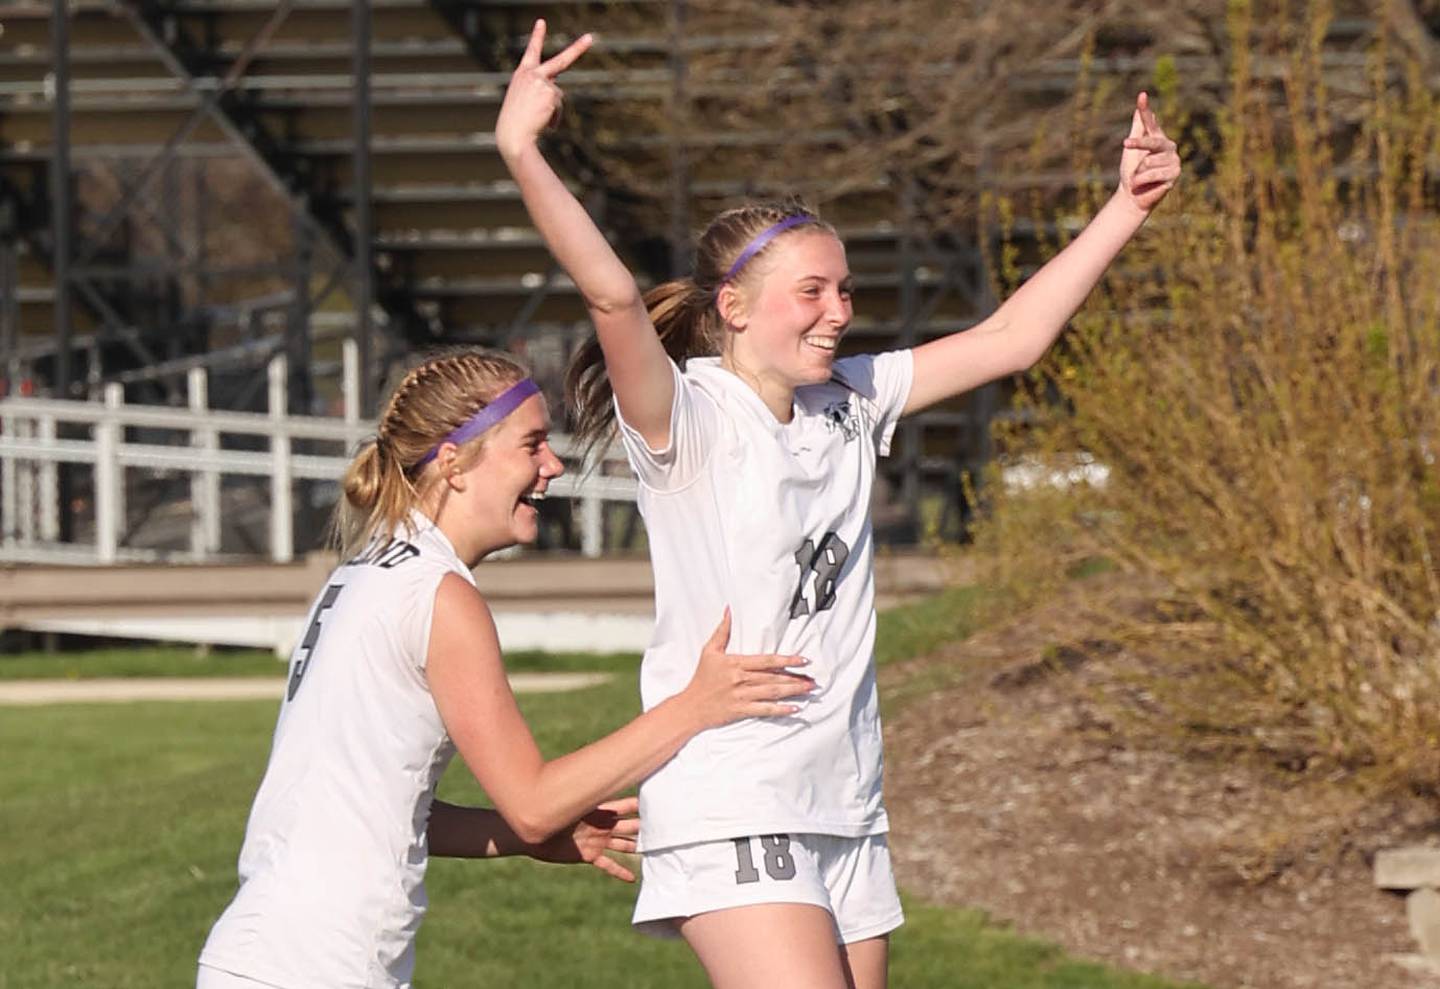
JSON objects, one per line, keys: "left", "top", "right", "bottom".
{"left": 0, "top": 346, "right": 636, "bottom": 564}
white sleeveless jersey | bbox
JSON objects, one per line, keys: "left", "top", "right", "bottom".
{"left": 200, "top": 516, "right": 471, "bottom": 989}
{"left": 616, "top": 352, "right": 914, "bottom": 852}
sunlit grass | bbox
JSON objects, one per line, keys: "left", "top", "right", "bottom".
{"left": 0, "top": 596, "right": 1203, "bottom": 987}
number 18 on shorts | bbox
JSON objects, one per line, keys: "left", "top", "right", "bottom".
{"left": 632, "top": 833, "right": 904, "bottom": 945}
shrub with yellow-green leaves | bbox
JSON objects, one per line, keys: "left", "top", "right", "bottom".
{"left": 975, "top": 0, "right": 1440, "bottom": 789}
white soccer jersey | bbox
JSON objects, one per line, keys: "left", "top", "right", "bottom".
{"left": 200, "top": 514, "right": 471, "bottom": 989}
{"left": 616, "top": 351, "right": 914, "bottom": 852}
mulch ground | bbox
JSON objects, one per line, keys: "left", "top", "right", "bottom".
{"left": 882, "top": 580, "right": 1440, "bottom": 989}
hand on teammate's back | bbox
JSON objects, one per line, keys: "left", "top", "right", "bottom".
{"left": 680, "top": 608, "right": 814, "bottom": 729}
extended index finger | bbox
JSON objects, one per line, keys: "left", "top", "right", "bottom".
{"left": 520, "top": 19, "right": 546, "bottom": 68}
{"left": 1138, "top": 91, "right": 1160, "bottom": 136}
{"left": 539, "top": 32, "right": 594, "bottom": 78}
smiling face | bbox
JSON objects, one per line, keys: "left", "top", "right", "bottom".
{"left": 721, "top": 229, "right": 854, "bottom": 416}
{"left": 471, "top": 393, "right": 564, "bottom": 550}
{"left": 428, "top": 391, "right": 564, "bottom": 561}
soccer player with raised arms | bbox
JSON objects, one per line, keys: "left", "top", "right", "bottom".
{"left": 499, "top": 19, "right": 1180, "bottom": 988}
{"left": 196, "top": 348, "right": 814, "bottom": 989}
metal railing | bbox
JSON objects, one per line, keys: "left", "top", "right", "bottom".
{"left": 0, "top": 342, "right": 635, "bottom": 565}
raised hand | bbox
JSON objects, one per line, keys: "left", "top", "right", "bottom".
{"left": 495, "top": 19, "right": 594, "bottom": 159}
{"left": 1118, "top": 92, "right": 1181, "bottom": 213}
{"left": 528, "top": 796, "right": 641, "bottom": 882}
{"left": 680, "top": 608, "right": 815, "bottom": 729}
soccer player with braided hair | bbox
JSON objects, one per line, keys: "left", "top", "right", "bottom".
{"left": 500, "top": 19, "right": 1179, "bottom": 988}
{"left": 196, "top": 348, "right": 813, "bottom": 989}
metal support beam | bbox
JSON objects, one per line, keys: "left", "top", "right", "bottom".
{"left": 108, "top": 0, "right": 391, "bottom": 406}
{"left": 0, "top": 236, "right": 18, "bottom": 385}
{"left": 192, "top": 158, "right": 210, "bottom": 363}
{"left": 50, "top": 0, "right": 73, "bottom": 399}
{"left": 352, "top": 0, "right": 375, "bottom": 416}
{"left": 50, "top": 0, "right": 77, "bottom": 544}
{"left": 160, "top": 156, "right": 185, "bottom": 376}
{"left": 83, "top": 1, "right": 298, "bottom": 271}
{"left": 288, "top": 210, "right": 313, "bottom": 415}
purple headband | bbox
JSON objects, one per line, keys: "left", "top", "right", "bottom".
{"left": 722, "top": 214, "right": 816, "bottom": 283}
{"left": 412, "top": 377, "right": 540, "bottom": 469}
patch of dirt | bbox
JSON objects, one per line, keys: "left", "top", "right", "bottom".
{"left": 882, "top": 579, "right": 1440, "bottom": 989}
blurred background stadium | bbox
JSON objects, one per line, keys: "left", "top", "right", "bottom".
{"left": 0, "top": 1, "right": 1433, "bottom": 639}
{"left": 0, "top": 0, "right": 1016, "bottom": 565}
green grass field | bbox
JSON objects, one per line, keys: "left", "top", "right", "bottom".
{"left": 0, "top": 590, "right": 1203, "bottom": 988}
{"left": 0, "top": 645, "right": 643, "bottom": 680}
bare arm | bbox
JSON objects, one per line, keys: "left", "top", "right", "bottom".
{"left": 426, "top": 574, "right": 811, "bottom": 844}
{"left": 427, "top": 796, "right": 642, "bottom": 883}
{"left": 904, "top": 93, "right": 1181, "bottom": 415}
{"left": 426, "top": 801, "right": 531, "bottom": 858}
{"left": 496, "top": 20, "right": 675, "bottom": 445}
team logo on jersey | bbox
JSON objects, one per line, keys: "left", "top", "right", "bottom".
{"left": 821, "top": 400, "right": 860, "bottom": 442}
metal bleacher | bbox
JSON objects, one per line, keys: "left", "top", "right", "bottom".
{"left": 12, "top": 2, "right": 1400, "bottom": 554}
{"left": 0, "top": 0, "right": 996, "bottom": 549}
{"left": 1, "top": 2, "right": 648, "bottom": 401}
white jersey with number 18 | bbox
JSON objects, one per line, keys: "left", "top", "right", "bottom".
{"left": 616, "top": 350, "right": 914, "bottom": 853}
{"left": 199, "top": 516, "right": 470, "bottom": 989}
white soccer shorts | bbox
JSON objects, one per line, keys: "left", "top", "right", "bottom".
{"left": 633, "top": 832, "right": 904, "bottom": 944}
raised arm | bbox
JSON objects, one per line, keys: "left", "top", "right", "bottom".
{"left": 903, "top": 92, "right": 1181, "bottom": 415}
{"left": 496, "top": 19, "right": 675, "bottom": 444}
{"left": 425, "top": 574, "right": 812, "bottom": 844}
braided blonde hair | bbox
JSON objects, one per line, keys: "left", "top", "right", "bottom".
{"left": 330, "top": 348, "right": 530, "bottom": 558}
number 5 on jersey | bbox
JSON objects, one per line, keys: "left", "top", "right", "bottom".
{"left": 287, "top": 584, "right": 343, "bottom": 700}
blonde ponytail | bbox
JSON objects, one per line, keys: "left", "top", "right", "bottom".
{"left": 565, "top": 277, "right": 721, "bottom": 452}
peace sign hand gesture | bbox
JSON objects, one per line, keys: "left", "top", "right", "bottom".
{"left": 1118, "top": 92, "right": 1181, "bottom": 213}
{"left": 496, "top": 19, "right": 593, "bottom": 161}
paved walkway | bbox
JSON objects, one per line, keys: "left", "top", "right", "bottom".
{"left": 0, "top": 672, "right": 612, "bottom": 705}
